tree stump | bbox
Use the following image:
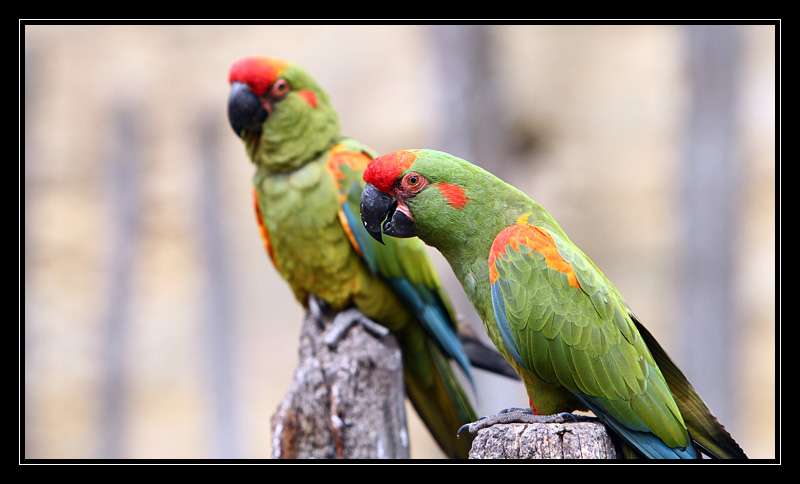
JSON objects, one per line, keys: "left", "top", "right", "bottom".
{"left": 469, "top": 422, "right": 618, "bottom": 459}
{"left": 270, "top": 311, "right": 409, "bottom": 459}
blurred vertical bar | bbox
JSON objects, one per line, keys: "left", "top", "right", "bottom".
{"left": 428, "top": 25, "right": 498, "bottom": 337}
{"left": 100, "top": 106, "right": 140, "bottom": 457}
{"left": 197, "top": 114, "right": 239, "bottom": 458}
{"left": 23, "top": 34, "right": 39, "bottom": 457}
{"left": 428, "top": 25, "right": 529, "bottom": 414}
{"left": 680, "top": 26, "right": 742, "bottom": 426}
{"left": 429, "top": 25, "right": 509, "bottom": 176}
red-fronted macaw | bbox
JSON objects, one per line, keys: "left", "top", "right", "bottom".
{"left": 359, "top": 149, "right": 747, "bottom": 459}
{"left": 226, "top": 58, "right": 517, "bottom": 458}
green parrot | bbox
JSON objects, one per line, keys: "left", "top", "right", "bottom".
{"left": 360, "top": 149, "right": 748, "bottom": 459}
{"left": 226, "top": 57, "right": 518, "bottom": 458}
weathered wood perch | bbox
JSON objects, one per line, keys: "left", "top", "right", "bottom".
{"left": 469, "top": 422, "right": 618, "bottom": 459}
{"left": 270, "top": 310, "right": 617, "bottom": 460}
{"left": 270, "top": 311, "right": 409, "bottom": 458}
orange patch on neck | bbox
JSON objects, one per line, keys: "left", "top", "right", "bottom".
{"left": 488, "top": 223, "right": 581, "bottom": 288}
{"left": 436, "top": 182, "right": 468, "bottom": 209}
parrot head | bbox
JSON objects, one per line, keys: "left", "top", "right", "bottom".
{"left": 361, "top": 149, "right": 496, "bottom": 248}
{"left": 227, "top": 57, "right": 340, "bottom": 170}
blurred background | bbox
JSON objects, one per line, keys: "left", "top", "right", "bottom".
{"left": 23, "top": 24, "right": 776, "bottom": 459}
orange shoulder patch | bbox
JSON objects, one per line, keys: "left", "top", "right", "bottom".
{"left": 337, "top": 210, "right": 363, "bottom": 257}
{"left": 326, "top": 144, "right": 371, "bottom": 195}
{"left": 253, "top": 188, "right": 279, "bottom": 269}
{"left": 326, "top": 144, "right": 370, "bottom": 256}
{"left": 488, "top": 223, "right": 580, "bottom": 289}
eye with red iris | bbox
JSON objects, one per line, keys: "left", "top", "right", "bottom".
{"left": 400, "top": 172, "right": 427, "bottom": 193}
{"left": 270, "top": 79, "right": 290, "bottom": 100}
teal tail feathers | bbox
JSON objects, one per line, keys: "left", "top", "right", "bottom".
{"left": 398, "top": 326, "right": 477, "bottom": 458}
{"left": 578, "top": 395, "right": 699, "bottom": 459}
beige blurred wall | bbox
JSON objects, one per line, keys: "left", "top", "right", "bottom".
{"left": 24, "top": 25, "right": 775, "bottom": 459}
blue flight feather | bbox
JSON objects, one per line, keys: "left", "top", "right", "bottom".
{"left": 390, "top": 278, "right": 474, "bottom": 386}
{"left": 578, "top": 395, "right": 699, "bottom": 459}
{"left": 343, "top": 200, "right": 474, "bottom": 386}
{"left": 343, "top": 202, "right": 378, "bottom": 274}
{"left": 491, "top": 281, "right": 527, "bottom": 369}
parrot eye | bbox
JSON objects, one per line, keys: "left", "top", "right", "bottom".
{"left": 270, "top": 79, "right": 290, "bottom": 100}
{"left": 400, "top": 172, "right": 427, "bottom": 193}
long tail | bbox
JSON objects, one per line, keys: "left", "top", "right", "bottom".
{"left": 397, "top": 325, "right": 477, "bottom": 458}
{"left": 631, "top": 314, "right": 748, "bottom": 459}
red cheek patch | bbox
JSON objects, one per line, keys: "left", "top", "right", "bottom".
{"left": 436, "top": 182, "right": 468, "bottom": 209}
{"left": 298, "top": 89, "right": 318, "bottom": 108}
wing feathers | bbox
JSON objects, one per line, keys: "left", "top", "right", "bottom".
{"left": 631, "top": 314, "right": 748, "bottom": 459}
{"left": 490, "top": 222, "right": 697, "bottom": 458}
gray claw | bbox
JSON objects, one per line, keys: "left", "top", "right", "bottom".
{"left": 498, "top": 407, "right": 534, "bottom": 415}
{"left": 458, "top": 416, "right": 487, "bottom": 436}
{"left": 457, "top": 410, "right": 595, "bottom": 436}
{"left": 308, "top": 295, "right": 327, "bottom": 328}
{"left": 553, "top": 412, "right": 597, "bottom": 423}
{"left": 323, "top": 308, "right": 389, "bottom": 348}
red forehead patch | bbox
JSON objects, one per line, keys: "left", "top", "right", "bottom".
{"left": 228, "top": 57, "right": 288, "bottom": 96}
{"left": 363, "top": 151, "right": 417, "bottom": 193}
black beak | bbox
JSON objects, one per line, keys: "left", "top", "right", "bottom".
{"left": 360, "top": 184, "right": 417, "bottom": 243}
{"left": 228, "top": 82, "right": 267, "bottom": 136}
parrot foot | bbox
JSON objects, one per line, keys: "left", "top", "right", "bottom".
{"left": 308, "top": 295, "right": 334, "bottom": 329}
{"left": 497, "top": 407, "right": 534, "bottom": 414}
{"left": 323, "top": 308, "right": 390, "bottom": 348}
{"left": 457, "top": 410, "right": 596, "bottom": 436}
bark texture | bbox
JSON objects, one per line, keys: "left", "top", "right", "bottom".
{"left": 469, "top": 422, "right": 618, "bottom": 459}
{"left": 270, "top": 312, "right": 409, "bottom": 459}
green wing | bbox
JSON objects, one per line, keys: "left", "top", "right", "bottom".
{"left": 490, "top": 222, "right": 697, "bottom": 458}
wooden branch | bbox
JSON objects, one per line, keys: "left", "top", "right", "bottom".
{"left": 270, "top": 311, "right": 409, "bottom": 459}
{"left": 469, "top": 422, "right": 618, "bottom": 459}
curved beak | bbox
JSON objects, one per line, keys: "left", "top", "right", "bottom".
{"left": 360, "top": 184, "right": 416, "bottom": 243}
{"left": 228, "top": 82, "right": 268, "bottom": 136}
